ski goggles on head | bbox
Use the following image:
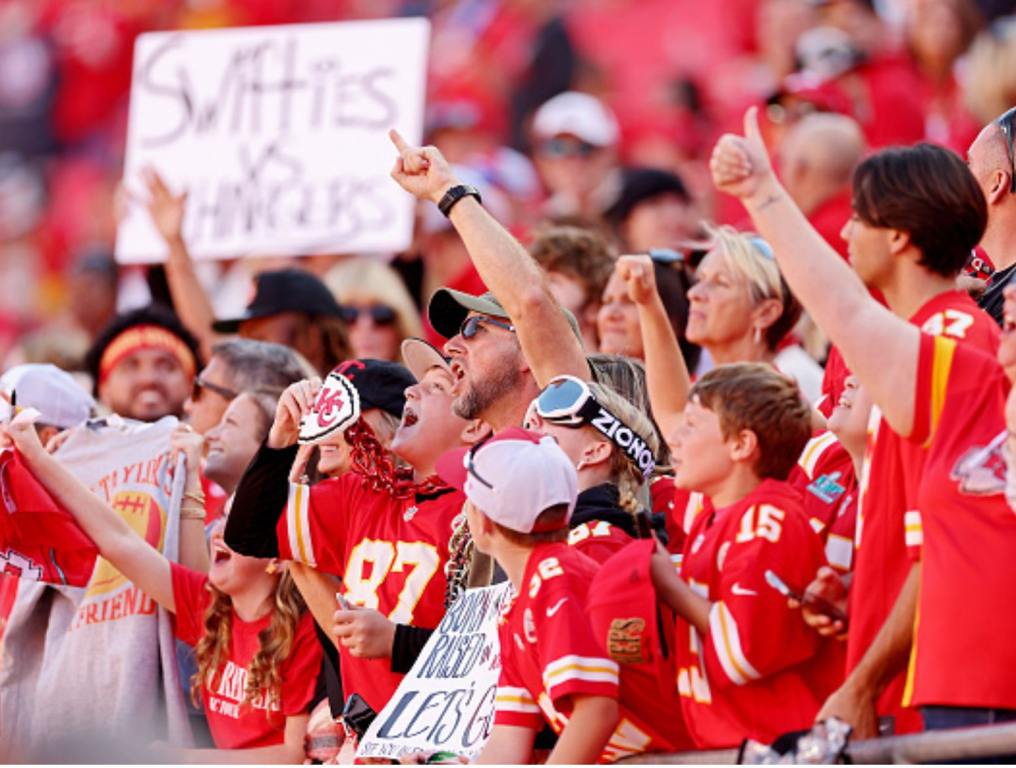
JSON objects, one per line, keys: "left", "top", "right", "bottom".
{"left": 528, "top": 375, "right": 656, "bottom": 477}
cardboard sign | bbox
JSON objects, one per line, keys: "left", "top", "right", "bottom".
{"left": 356, "top": 582, "right": 515, "bottom": 762}
{"left": 116, "top": 18, "right": 430, "bottom": 264}
{"left": 298, "top": 371, "right": 360, "bottom": 444}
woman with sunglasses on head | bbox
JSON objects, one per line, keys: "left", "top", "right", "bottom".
{"left": 684, "top": 224, "right": 823, "bottom": 403}
{"left": 525, "top": 376, "right": 661, "bottom": 564}
{"left": 324, "top": 257, "right": 423, "bottom": 362}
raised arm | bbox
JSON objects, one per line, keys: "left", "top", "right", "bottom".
{"left": 2, "top": 413, "right": 175, "bottom": 611}
{"left": 142, "top": 168, "right": 223, "bottom": 361}
{"left": 710, "top": 109, "right": 920, "bottom": 436}
{"left": 388, "top": 130, "right": 591, "bottom": 386}
{"left": 615, "top": 255, "right": 691, "bottom": 440}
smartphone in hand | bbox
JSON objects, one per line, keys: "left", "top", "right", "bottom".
{"left": 765, "top": 569, "right": 848, "bottom": 627}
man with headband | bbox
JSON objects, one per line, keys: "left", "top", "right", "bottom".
{"left": 84, "top": 306, "right": 201, "bottom": 422}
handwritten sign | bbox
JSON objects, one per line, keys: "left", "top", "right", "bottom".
{"left": 298, "top": 370, "right": 360, "bottom": 445}
{"left": 116, "top": 18, "right": 430, "bottom": 264}
{"left": 356, "top": 582, "right": 514, "bottom": 762}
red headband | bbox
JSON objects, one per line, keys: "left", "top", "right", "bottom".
{"left": 98, "top": 325, "right": 196, "bottom": 385}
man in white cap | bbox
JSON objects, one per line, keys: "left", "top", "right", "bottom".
{"left": 531, "top": 91, "right": 621, "bottom": 220}
{"left": 436, "top": 427, "right": 679, "bottom": 764}
{"left": 0, "top": 364, "right": 95, "bottom": 445}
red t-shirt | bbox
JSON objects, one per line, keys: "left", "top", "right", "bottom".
{"left": 791, "top": 431, "right": 858, "bottom": 573}
{"left": 903, "top": 335, "right": 1016, "bottom": 709}
{"left": 849, "top": 291, "right": 998, "bottom": 731}
{"left": 276, "top": 475, "right": 463, "bottom": 712}
{"left": 170, "top": 563, "right": 321, "bottom": 750}
{"left": 494, "top": 542, "right": 683, "bottom": 762}
{"left": 676, "top": 480, "right": 833, "bottom": 748}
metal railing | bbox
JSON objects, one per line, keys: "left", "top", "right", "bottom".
{"left": 619, "top": 722, "right": 1016, "bottom": 764}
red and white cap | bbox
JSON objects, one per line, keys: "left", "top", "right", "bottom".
{"left": 436, "top": 427, "right": 578, "bottom": 533}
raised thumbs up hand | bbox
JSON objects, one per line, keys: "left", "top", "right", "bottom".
{"left": 709, "top": 106, "right": 775, "bottom": 201}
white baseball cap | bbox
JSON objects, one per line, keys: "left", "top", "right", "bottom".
{"left": 0, "top": 363, "right": 95, "bottom": 429}
{"left": 436, "top": 427, "right": 578, "bottom": 533}
{"left": 532, "top": 91, "right": 620, "bottom": 148}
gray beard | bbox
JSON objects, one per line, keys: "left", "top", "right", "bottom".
{"left": 452, "top": 363, "right": 522, "bottom": 421}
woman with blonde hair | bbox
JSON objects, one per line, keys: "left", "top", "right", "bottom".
{"left": 524, "top": 375, "right": 662, "bottom": 563}
{"left": 324, "top": 257, "right": 423, "bottom": 362}
{"left": 685, "top": 224, "right": 823, "bottom": 402}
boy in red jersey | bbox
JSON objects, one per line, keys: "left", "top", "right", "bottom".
{"left": 642, "top": 363, "right": 837, "bottom": 748}
{"left": 437, "top": 428, "right": 686, "bottom": 764}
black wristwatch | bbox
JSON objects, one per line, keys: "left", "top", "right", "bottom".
{"left": 437, "top": 184, "right": 482, "bottom": 218}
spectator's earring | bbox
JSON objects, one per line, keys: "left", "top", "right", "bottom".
{"left": 265, "top": 559, "right": 279, "bottom": 575}
{"left": 753, "top": 326, "right": 762, "bottom": 345}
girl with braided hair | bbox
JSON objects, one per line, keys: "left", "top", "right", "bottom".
{"left": 0, "top": 411, "right": 322, "bottom": 763}
{"left": 223, "top": 352, "right": 489, "bottom": 716}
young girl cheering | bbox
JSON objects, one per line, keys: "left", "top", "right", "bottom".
{"left": 0, "top": 407, "right": 322, "bottom": 763}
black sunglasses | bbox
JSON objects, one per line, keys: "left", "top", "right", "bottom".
{"left": 339, "top": 304, "right": 397, "bottom": 326}
{"left": 192, "top": 376, "right": 238, "bottom": 402}
{"left": 464, "top": 440, "right": 495, "bottom": 490}
{"left": 459, "top": 315, "right": 515, "bottom": 339}
{"left": 996, "top": 107, "right": 1016, "bottom": 195}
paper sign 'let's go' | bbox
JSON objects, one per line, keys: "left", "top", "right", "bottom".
{"left": 116, "top": 18, "right": 429, "bottom": 264}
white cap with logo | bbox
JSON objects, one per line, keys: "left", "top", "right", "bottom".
{"left": 436, "top": 427, "right": 578, "bottom": 533}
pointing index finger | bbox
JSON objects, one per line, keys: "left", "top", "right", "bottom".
{"left": 389, "top": 129, "right": 412, "bottom": 155}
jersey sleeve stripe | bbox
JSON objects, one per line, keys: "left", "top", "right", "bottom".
{"left": 926, "top": 336, "right": 956, "bottom": 447}
{"left": 542, "top": 655, "right": 620, "bottom": 691}
{"left": 825, "top": 533, "right": 853, "bottom": 573}
{"left": 799, "top": 432, "right": 838, "bottom": 479}
{"left": 809, "top": 517, "right": 826, "bottom": 534}
{"left": 495, "top": 687, "right": 541, "bottom": 713}
{"left": 286, "top": 482, "right": 316, "bottom": 568}
{"left": 903, "top": 509, "right": 923, "bottom": 548}
{"left": 709, "top": 601, "right": 762, "bottom": 686}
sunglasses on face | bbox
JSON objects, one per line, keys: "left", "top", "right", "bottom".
{"left": 458, "top": 315, "right": 516, "bottom": 340}
{"left": 530, "top": 375, "right": 656, "bottom": 477}
{"left": 192, "top": 376, "right": 238, "bottom": 403}
{"left": 538, "top": 137, "right": 600, "bottom": 158}
{"left": 339, "top": 304, "right": 397, "bottom": 326}
{"left": 997, "top": 107, "right": 1016, "bottom": 195}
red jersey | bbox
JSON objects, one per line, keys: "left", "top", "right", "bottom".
{"left": 276, "top": 475, "right": 463, "bottom": 711}
{"left": 567, "top": 520, "right": 635, "bottom": 565}
{"left": 903, "top": 335, "right": 1016, "bottom": 709}
{"left": 494, "top": 542, "right": 683, "bottom": 762}
{"left": 792, "top": 431, "right": 858, "bottom": 573}
{"left": 849, "top": 291, "right": 998, "bottom": 732}
{"left": 170, "top": 563, "right": 321, "bottom": 749}
{"left": 676, "top": 480, "right": 832, "bottom": 748}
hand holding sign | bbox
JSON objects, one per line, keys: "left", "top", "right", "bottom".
{"left": 389, "top": 130, "right": 459, "bottom": 206}
{"left": 709, "top": 106, "right": 776, "bottom": 201}
{"left": 141, "top": 167, "right": 187, "bottom": 246}
{"left": 268, "top": 377, "right": 322, "bottom": 449}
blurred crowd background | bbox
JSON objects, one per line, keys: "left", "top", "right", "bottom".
{"left": 2, "top": 0, "right": 1015, "bottom": 376}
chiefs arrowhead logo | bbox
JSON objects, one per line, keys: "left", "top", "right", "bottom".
{"left": 950, "top": 433, "right": 1007, "bottom": 496}
{"left": 298, "top": 371, "right": 360, "bottom": 445}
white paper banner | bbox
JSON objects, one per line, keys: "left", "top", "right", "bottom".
{"left": 116, "top": 18, "right": 429, "bottom": 264}
{"left": 356, "top": 582, "right": 514, "bottom": 762}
